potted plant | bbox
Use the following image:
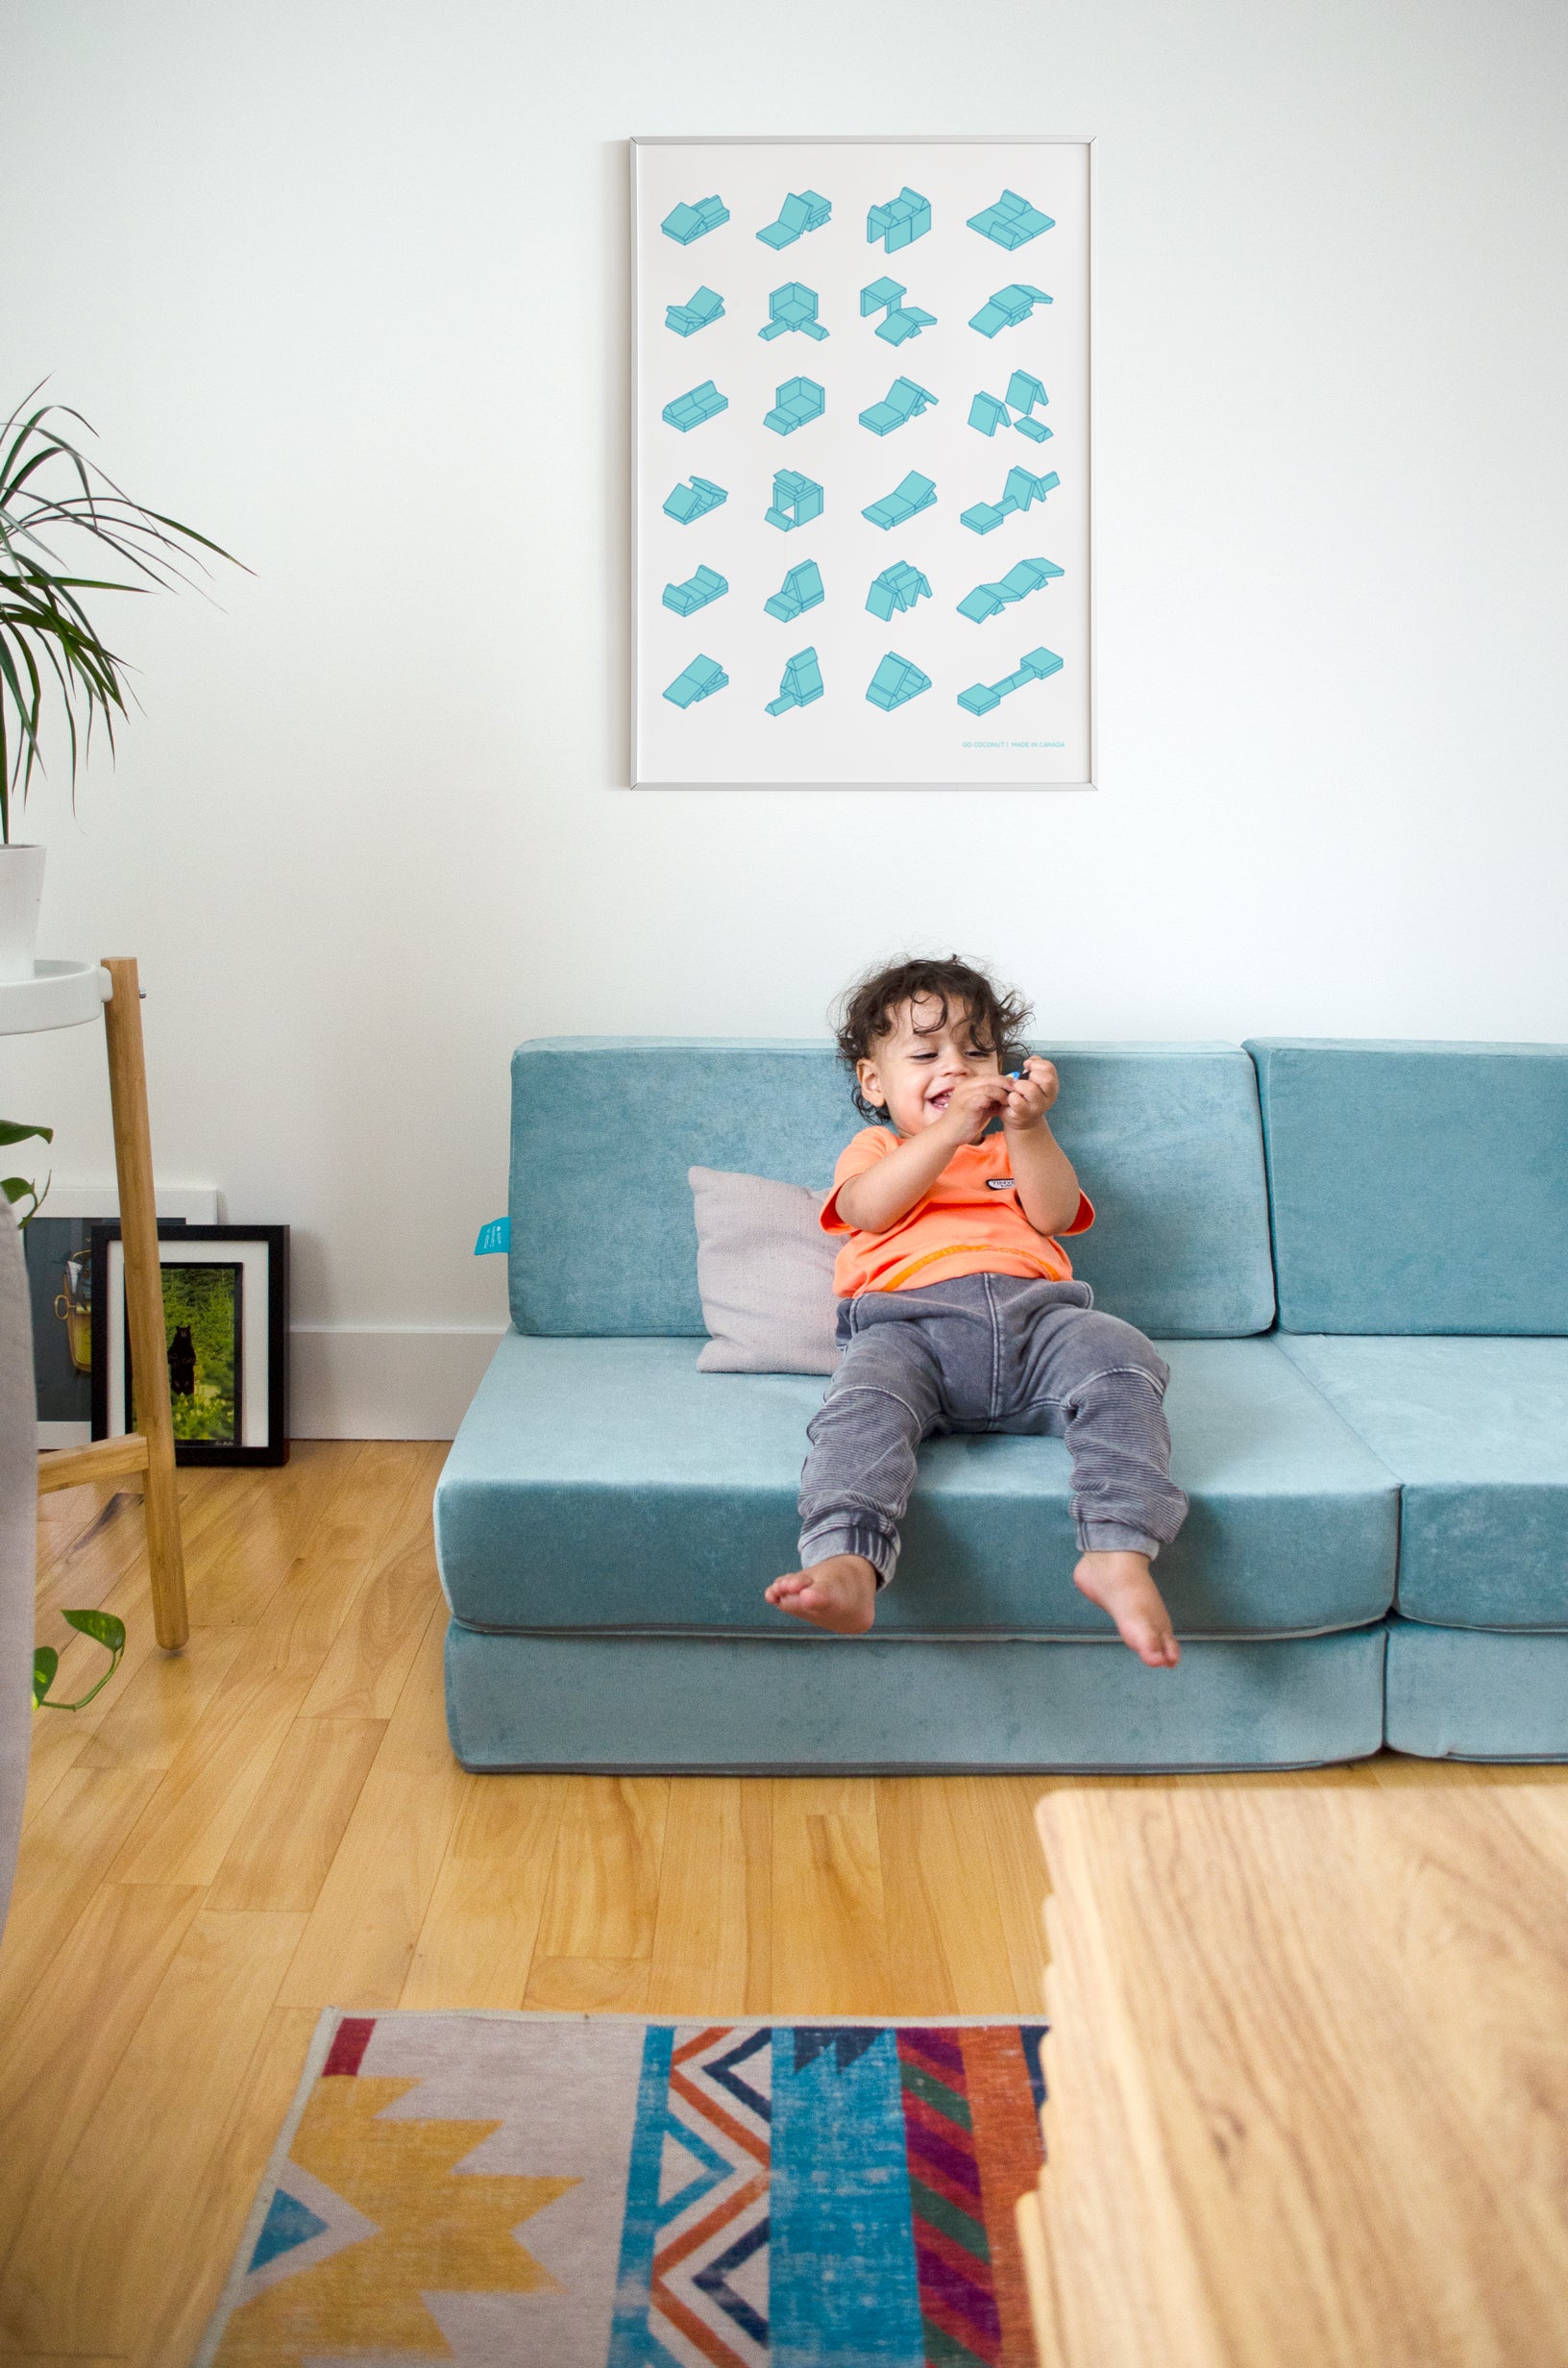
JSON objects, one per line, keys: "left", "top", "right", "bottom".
{"left": 0, "top": 385, "right": 241, "bottom": 976}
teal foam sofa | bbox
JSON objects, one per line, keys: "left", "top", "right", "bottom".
{"left": 1247, "top": 1039, "right": 1568, "bottom": 1764}
{"left": 435, "top": 1037, "right": 1566, "bottom": 1770}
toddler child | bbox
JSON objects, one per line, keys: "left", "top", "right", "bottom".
{"left": 765, "top": 954, "right": 1188, "bottom": 1666}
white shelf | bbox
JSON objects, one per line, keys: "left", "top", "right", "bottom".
{"left": 0, "top": 959, "right": 112, "bottom": 1036}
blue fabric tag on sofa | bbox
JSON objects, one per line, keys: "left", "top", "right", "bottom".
{"left": 474, "top": 1218, "right": 510, "bottom": 1255}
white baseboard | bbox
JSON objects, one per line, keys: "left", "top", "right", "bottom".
{"left": 289, "top": 1325, "right": 505, "bottom": 1440}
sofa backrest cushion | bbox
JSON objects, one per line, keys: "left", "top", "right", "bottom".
{"left": 1247, "top": 1039, "right": 1568, "bottom": 1334}
{"left": 510, "top": 1039, "right": 1275, "bottom": 1339}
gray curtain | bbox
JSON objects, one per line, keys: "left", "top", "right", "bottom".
{"left": 0, "top": 1199, "right": 35, "bottom": 1931}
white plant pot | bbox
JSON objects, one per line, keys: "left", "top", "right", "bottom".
{"left": 0, "top": 846, "right": 47, "bottom": 983}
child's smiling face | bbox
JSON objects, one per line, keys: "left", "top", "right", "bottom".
{"left": 856, "top": 994, "right": 1003, "bottom": 1135}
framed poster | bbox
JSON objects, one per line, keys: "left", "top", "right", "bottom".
{"left": 631, "top": 135, "right": 1094, "bottom": 790}
{"left": 89, "top": 1223, "right": 289, "bottom": 1466}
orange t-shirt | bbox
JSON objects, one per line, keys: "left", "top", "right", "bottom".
{"left": 821, "top": 1125, "right": 1094, "bottom": 1297}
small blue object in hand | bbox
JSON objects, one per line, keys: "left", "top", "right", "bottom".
{"left": 474, "top": 1218, "right": 510, "bottom": 1256}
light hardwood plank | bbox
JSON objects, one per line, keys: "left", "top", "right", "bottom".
{"left": 0, "top": 2354, "right": 127, "bottom": 2365}
{"left": 275, "top": 1608, "right": 466, "bottom": 2010}
{"left": 534, "top": 1775, "right": 672, "bottom": 1963}
{"left": 75, "top": 1621, "right": 249, "bottom": 1773}
{"left": 647, "top": 1777, "right": 768, "bottom": 2016}
{"left": 107, "top": 1445, "right": 430, "bottom": 1887}
{"left": 523, "top": 1953, "right": 652, "bottom": 2012}
{"left": 1029, "top": 1776, "right": 1568, "bottom": 2368}
{"left": 126, "top": 2005, "right": 321, "bottom": 2368}
{"left": 181, "top": 1442, "right": 358, "bottom": 1631}
{"left": 204, "top": 1714, "right": 386, "bottom": 1913}
{"left": 0, "top": 1765, "right": 164, "bottom": 2027}
{"left": 875, "top": 1775, "right": 1037, "bottom": 2016}
{"left": 400, "top": 1773, "right": 566, "bottom": 2010}
{"left": 104, "top": 1660, "right": 318, "bottom": 1887}
{"left": 769, "top": 1776, "right": 892, "bottom": 2016}
{"left": 974, "top": 1773, "right": 1060, "bottom": 2007}
{"left": 0, "top": 1910, "right": 307, "bottom": 2357}
{"left": 0, "top": 1883, "right": 203, "bottom": 2270}
{"left": 298, "top": 1441, "right": 447, "bottom": 1719}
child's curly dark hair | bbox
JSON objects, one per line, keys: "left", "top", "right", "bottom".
{"left": 833, "top": 953, "right": 1034, "bottom": 1122}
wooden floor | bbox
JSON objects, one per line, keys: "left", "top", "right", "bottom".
{"left": 2, "top": 1447, "right": 1558, "bottom": 2367}
{"left": 1, "top": 1442, "right": 1057, "bottom": 2365}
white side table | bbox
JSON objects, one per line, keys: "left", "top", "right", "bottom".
{"left": 0, "top": 957, "right": 188, "bottom": 1648}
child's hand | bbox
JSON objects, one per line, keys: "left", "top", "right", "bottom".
{"left": 1003, "top": 1057, "right": 1060, "bottom": 1130}
{"left": 936, "top": 1073, "right": 1013, "bottom": 1144}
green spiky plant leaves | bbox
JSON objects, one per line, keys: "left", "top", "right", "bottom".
{"left": 0, "top": 384, "right": 243, "bottom": 843}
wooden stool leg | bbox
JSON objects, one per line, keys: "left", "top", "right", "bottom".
{"left": 102, "top": 956, "right": 188, "bottom": 1649}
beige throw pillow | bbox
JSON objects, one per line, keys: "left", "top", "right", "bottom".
{"left": 689, "top": 1166, "right": 841, "bottom": 1373}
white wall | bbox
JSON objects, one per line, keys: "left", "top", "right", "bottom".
{"left": 5, "top": 0, "right": 1566, "bottom": 1432}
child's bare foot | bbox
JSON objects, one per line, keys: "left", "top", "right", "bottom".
{"left": 1073, "top": 1550, "right": 1181, "bottom": 1668}
{"left": 765, "top": 1555, "right": 878, "bottom": 1635}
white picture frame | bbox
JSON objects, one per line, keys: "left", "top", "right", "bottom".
{"left": 631, "top": 135, "right": 1095, "bottom": 790}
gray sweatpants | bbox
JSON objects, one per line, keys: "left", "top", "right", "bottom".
{"left": 797, "top": 1272, "right": 1188, "bottom": 1585}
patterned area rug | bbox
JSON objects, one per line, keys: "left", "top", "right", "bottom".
{"left": 197, "top": 2008, "right": 1047, "bottom": 2366}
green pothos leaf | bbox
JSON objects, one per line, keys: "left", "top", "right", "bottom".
{"left": 33, "top": 1611, "right": 126, "bottom": 1711}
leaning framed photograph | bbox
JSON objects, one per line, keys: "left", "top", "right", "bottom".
{"left": 631, "top": 133, "right": 1094, "bottom": 790}
{"left": 89, "top": 1223, "right": 289, "bottom": 1467}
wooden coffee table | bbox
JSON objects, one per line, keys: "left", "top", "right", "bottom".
{"left": 1017, "top": 1764, "right": 1568, "bottom": 2368}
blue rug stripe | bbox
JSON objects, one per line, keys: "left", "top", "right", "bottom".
{"left": 607, "top": 2022, "right": 682, "bottom": 2368}
{"left": 770, "top": 2025, "right": 925, "bottom": 2367}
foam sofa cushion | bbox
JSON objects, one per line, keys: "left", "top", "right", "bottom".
{"left": 689, "top": 1166, "right": 837, "bottom": 1373}
{"left": 1384, "top": 1618, "right": 1568, "bottom": 1761}
{"left": 445, "top": 1622, "right": 1387, "bottom": 1773}
{"left": 1247, "top": 1039, "right": 1568, "bottom": 1334}
{"left": 433, "top": 1333, "right": 1396, "bottom": 1640}
{"left": 1278, "top": 1335, "right": 1568, "bottom": 1629}
{"left": 508, "top": 1040, "right": 1276, "bottom": 1340}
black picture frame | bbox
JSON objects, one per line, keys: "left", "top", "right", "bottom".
{"left": 88, "top": 1223, "right": 289, "bottom": 1466}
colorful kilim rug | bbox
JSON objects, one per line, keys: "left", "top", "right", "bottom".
{"left": 196, "top": 2008, "right": 1047, "bottom": 2367}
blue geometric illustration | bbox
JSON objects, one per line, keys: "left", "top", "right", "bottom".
{"left": 859, "top": 377, "right": 939, "bottom": 435}
{"left": 867, "top": 652, "right": 931, "bottom": 710}
{"left": 862, "top": 471, "right": 936, "bottom": 530}
{"left": 662, "top": 195, "right": 730, "bottom": 245}
{"left": 765, "top": 376, "right": 825, "bottom": 436}
{"left": 866, "top": 561, "right": 931, "bottom": 623}
{"left": 1006, "top": 370, "right": 1052, "bottom": 441}
{"left": 249, "top": 2188, "right": 329, "bottom": 2272}
{"left": 766, "top": 470, "right": 823, "bottom": 531}
{"left": 663, "top": 654, "right": 728, "bottom": 708}
{"left": 666, "top": 286, "right": 724, "bottom": 337}
{"left": 968, "top": 390, "right": 1013, "bottom": 436}
{"left": 968, "top": 284, "right": 1053, "bottom": 337}
{"left": 759, "top": 283, "right": 828, "bottom": 341}
{"left": 663, "top": 475, "right": 728, "bottom": 525}
{"left": 867, "top": 186, "right": 931, "bottom": 253}
{"left": 860, "top": 278, "right": 936, "bottom": 346}
{"left": 968, "top": 190, "right": 1056, "bottom": 250}
{"left": 767, "top": 647, "right": 824, "bottom": 715}
{"left": 765, "top": 559, "right": 824, "bottom": 622}
{"left": 757, "top": 190, "right": 832, "bottom": 249}
{"left": 663, "top": 563, "right": 729, "bottom": 617}
{"left": 962, "top": 465, "right": 1059, "bottom": 534}
{"left": 958, "top": 644, "right": 1063, "bottom": 715}
{"left": 969, "top": 372, "right": 1052, "bottom": 441}
{"left": 663, "top": 381, "right": 728, "bottom": 432}
{"left": 956, "top": 555, "right": 1062, "bottom": 622}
